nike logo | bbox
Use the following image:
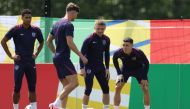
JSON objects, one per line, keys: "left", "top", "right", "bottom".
{"left": 92, "top": 41, "right": 97, "bottom": 44}
{"left": 20, "top": 34, "right": 24, "bottom": 36}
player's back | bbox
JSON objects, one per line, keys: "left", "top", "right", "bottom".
{"left": 51, "top": 19, "right": 74, "bottom": 59}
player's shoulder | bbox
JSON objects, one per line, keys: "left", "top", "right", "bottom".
{"left": 114, "top": 48, "right": 123, "bottom": 55}
{"left": 31, "top": 25, "right": 41, "bottom": 31}
{"left": 102, "top": 34, "right": 110, "bottom": 41}
{"left": 63, "top": 19, "right": 73, "bottom": 27}
{"left": 133, "top": 48, "right": 141, "bottom": 51}
{"left": 133, "top": 48, "right": 144, "bottom": 55}
{"left": 85, "top": 33, "right": 95, "bottom": 42}
{"left": 8, "top": 24, "right": 22, "bottom": 33}
{"left": 13, "top": 24, "right": 22, "bottom": 30}
{"left": 55, "top": 19, "right": 73, "bottom": 27}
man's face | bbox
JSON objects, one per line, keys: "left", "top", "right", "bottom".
{"left": 22, "top": 14, "right": 32, "bottom": 25}
{"left": 122, "top": 42, "right": 133, "bottom": 52}
{"left": 69, "top": 11, "right": 78, "bottom": 21}
{"left": 94, "top": 24, "right": 106, "bottom": 36}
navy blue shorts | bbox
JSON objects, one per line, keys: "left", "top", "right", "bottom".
{"left": 14, "top": 60, "right": 36, "bottom": 93}
{"left": 122, "top": 68, "right": 148, "bottom": 84}
{"left": 53, "top": 58, "right": 77, "bottom": 79}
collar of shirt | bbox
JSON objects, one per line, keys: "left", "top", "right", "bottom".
{"left": 21, "top": 24, "right": 32, "bottom": 29}
{"left": 93, "top": 32, "right": 104, "bottom": 39}
{"left": 122, "top": 48, "right": 136, "bottom": 57}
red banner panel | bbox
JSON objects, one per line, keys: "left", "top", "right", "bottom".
{"left": 0, "top": 64, "right": 58, "bottom": 109}
{"left": 151, "top": 20, "right": 190, "bottom": 63}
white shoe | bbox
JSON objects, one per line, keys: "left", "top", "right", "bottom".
{"left": 25, "top": 105, "right": 31, "bottom": 109}
{"left": 49, "top": 103, "right": 59, "bottom": 109}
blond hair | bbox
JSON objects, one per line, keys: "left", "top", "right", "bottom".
{"left": 95, "top": 19, "right": 106, "bottom": 26}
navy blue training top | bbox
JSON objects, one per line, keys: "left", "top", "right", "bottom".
{"left": 113, "top": 48, "right": 149, "bottom": 79}
{"left": 5, "top": 24, "right": 44, "bottom": 60}
{"left": 80, "top": 33, "right": 110, "bottom": 70}
{"left": 50, "top": 19, "right": 74, "bottom": 59}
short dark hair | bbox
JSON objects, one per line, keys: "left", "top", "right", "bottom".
{"left": 123, "top": 37, "right": 133, "bottom": 44}
{"left": 66, "top": 2, "right": 80, "bottom": 13}
{"left": 95, "top": 19, "right": 106, "bottom": 26}
{"left": 21, "top": 9, "right": 32, "bottom": 16}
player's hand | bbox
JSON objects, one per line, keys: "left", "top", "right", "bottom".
{"left": 81, "top": 55, "right": 88, "bottom": 64}
{"left": 11, "top": 55, "right": 20, "bottom": 61}
{"left": 32, "top": 54, "right": 37, "bottom": 59}
{"left": 141, "top": 80, "right": 148, "bottom": 90}
{"left": 116, "top": 74, "right": 124, "bottom": 86}
{"left": 105, "top": 69, "right": 110, "bottom": 80}
{"left": 80, "top": 68, "right": 86, "bottom": 77}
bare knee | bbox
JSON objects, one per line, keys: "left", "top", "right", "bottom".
{"left": 115, "top": 85, "right": 123, "bottom": 94}
{"left": 114, "top": 87, "right": 121, "bottom": 99}
{"left": 141, "top": 85, "right": 149, "bottom": 94}
{"left": 70, "top": 80, "right": 79, "bottom": 89}
{"left": 114, "top": 85, "right": 122, "bottom": 103}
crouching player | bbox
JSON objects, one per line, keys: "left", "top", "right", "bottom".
{"left": 113, "top": 37, "right": 150, "bottom": 109}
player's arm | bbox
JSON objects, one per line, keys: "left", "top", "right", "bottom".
{"left": 139, "top": 50, "right": 149, "bottom": 90}
{"left": 47, "top": 34, "right": 56, "bottom": 54}
{"left": 66, "top": 36, "right": 87, "bottom": 64}
{"left": 34, "top": 41, "right": 44, "bottom": 58}
{"left": 1, "top": 37, "right": 13, "bottom": 59}
{"left": 139, "top": 50, "right": 149, "bottom": 80}
{"left": 66, "top": 23, "right": 88, "bottom": 64}
{"left": 33, "top": 28, "right": 44, "bottom": 58}
{"left": 79, "top": 38, "right": 89, "bottom": 69}
{"left": 113, "top": 51, "right": 122, "bottom": 75}
{"left": 1, "top": 27, "right": 20, "bottom": 60}
{"left": 79, "top": 38, "right": 89, "bottom": 77}
{"left": 66, "top": 36, "right": 79, "bottom": 54}
{"left": 113, "top": 50, "right": 124, "bottom": 83}
{"left": 105, "top": 38, "right": 110, "bottom": 69}
{"left": 105, "top": 38, "right": 110, "bottom": 80}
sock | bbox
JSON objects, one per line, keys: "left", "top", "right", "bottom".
{"left": 104, "top": 105, "right": 109, "bottom": 109}
{"left": 30, "top": 102, "right": 37, "bottom": 109}
{"left": 145, "top": 105, "right": 150, "bottom": 109}
{"left": 114, "top": 106, "right": 119, "bottom": 109}
{"left": 53, "top": 97, "right": 62, "bottom": 107}
{"left": 13, "top": 104, "right": 19, "bottom": 109}
{"left": 82, "top": 104, "right": 88, "bottom": 109}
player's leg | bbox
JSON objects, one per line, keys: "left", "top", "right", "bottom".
{"left": 114, "top": 82, "right": 125, "bottom": 109}
{"left": 59, "top": 61, "right": 79, "bottom": 99}
{"left": 82, "top": 68, "right": 94, "bottom": 109}
{"left": 59, "top": 74, "right": 78, "bottom": 101}
{"left": 114, "top": 82, "right": 125, "bottom": 106}
{"left": 25, "top": 61, "right": 37, "bottom": 109}
{"left": 140, "top": 85, "right": 150, "bottom": 109}
{"left": 51, "top": 74, "right": 78, "bottom": 108}
{"left": 82, "top": 69, "right": 94, "bottom": 109}
{"left": 114, "top": 74, "right": 128, "bottom": 109}
{"left": 59, "top": 78, "right": 69, "bottom": 108}
{"left": 49, "top": 59, "right": 65, "bottom": 108}
{"left": 51, "top": 59, "right": 79, "bottom": 108}
{"left": 136, "top": 71, "right": 150, "bottom": 109}
{"left": 95, "top": 70, "right": 109, "bottom": 109}
{"left": 13, "top": 63, "right": 24, "bottom": 109}
{"left": 140, "top": 81, "right": 150, "bottom": 109}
